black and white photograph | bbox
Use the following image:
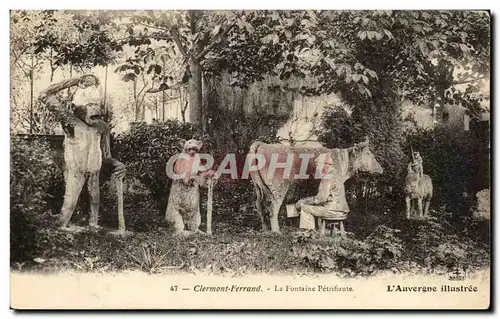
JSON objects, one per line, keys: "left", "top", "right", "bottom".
{"left": 8, "top": 8, "right": 491, "bottom": 309}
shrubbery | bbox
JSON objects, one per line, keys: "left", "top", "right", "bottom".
{"left": 10, "top": 137, "right": 62, "bottom": 262}
{"left": 291, "top": 208, "right": 489, "bottom": 277}
{"left": 400, "top": 207, "right": 490, "bottom": 273}
{"left": 406, "top": 125, "right": 481, "bottom": 216}
{"left": 292, "top": 225, "right": 404, "bottom": 276}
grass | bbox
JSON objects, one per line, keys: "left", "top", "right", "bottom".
{"left": 13, "top": 221, "right": 310, "bottom": 276}
{"left": 11, "top": 204, "right": 491, "bottom": 278}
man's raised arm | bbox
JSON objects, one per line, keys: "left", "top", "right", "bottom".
{"left": 38, "top": 75, "right": 100, "bottom": 124}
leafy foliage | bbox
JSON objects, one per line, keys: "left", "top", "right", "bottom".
{"left": 400, "top": 207, "right": 490, "bottom": 273}
{"left": 206, "top": 10, "right": 489, "bottom": 113}
{"left": 10, "top": 137, "right": 62, "bottom": 262}
{"left": 406, "top": 125, "right": 481, "bottom": 214}
{"left": 292, "top": 225, "right": 404, "bottom": 276}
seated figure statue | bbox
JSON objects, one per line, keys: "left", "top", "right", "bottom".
{"left": 294, "top": 153, "right": 349, "bottom": 231}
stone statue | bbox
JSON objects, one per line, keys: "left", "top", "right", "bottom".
{"left": 407, "top": 151, "right": 424, "bottom": 178}
{"left": 404, "top": 151, "right": 432, "bottom": 219}
{"left": 165, "top": 139, "right": 215, "bottom": 234}
{"left": 249, "top": 136, "right": 383, "bottom": 232}
{"left": 294, "top": 152, "right": 349, "bottom": 232}
{"left": 38, "top": 74, "right": 126, "bottom": 232}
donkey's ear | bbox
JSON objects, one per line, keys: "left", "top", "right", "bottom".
{"left": 197, "top": 140, "right": 203, "bottom": 149}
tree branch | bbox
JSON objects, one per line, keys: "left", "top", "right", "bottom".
{"left": 135, "top": 22, "right": 170, "bottom": 32}
{"left": 205, "top": 43, "right": 258, "bottom": 64}
{"left": 137, "top": 73, "right": 150, "bottom": 108}
{"left": 195, "top": 22, "right": 235, "bottom": 61}
{"left": 452, "top": 76, "right": 485, "bottom": 85}
{"left": 10, "top": 47, "right": 28, "bottom": 69}
{"left": 11, "top": 50, "right": 31, "bottom": 77}
{"left": 114, "top": 34, "right": 174, "bottom": 43}
{"left": 171, "top": 27, "right": 188, "bottom": 58}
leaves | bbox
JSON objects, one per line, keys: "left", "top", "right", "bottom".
{"left": 11, "top": 9, "right": 489, "bottom": 127}
{"left": 122, "top": 73, "right": 138, "bottom": 82}
{"left": 212, "top": 25, "right": 221, "bottom": 36}
{"left": 147, "top": 64, "right": 162, "bottom": 75}
{"left": 262, "top": 33, "right": 280, "bottom": 45}
{"left": 418, "top": 40, "right": 429, "bottom": 57}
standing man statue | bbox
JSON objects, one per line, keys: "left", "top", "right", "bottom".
{"left": 38, "top": 74, "right": 126, "bottom": 232}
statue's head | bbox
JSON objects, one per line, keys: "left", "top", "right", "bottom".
{"left": 73, "top": 103, "right": 103, "bottom": 124}
{"left": 180, "top": 139, "right": 203, "bottom": 156}
{"left": 71, "top": 75, "right": 107, "bottom": 132}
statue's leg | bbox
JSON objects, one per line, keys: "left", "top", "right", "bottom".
{"left": 270, "top": 200, "right": 283, "bottom": 233}
{"left": 60, "top": 170, "right": 86, "bottom": 227}
{"left": 254, "top": 185, "right": 268, "bottom": 231}
{"left": 424, "top": 195, "right": 431, "bottom": 216}
{"left": 405, "top": 196, "right": 411, "bottom": 219}
{"left": 417, "top": 198, "right": 424, "bottom": 218}
{"left": 269, "top": 185, "right": 289, "bottom": 233}
{"left": 186, "top": 187, "right": 203, "bottom": 232}
{"left": 166, "top": 198, "right": 185, "bottom": 232}
{"left": 299, "top": 205, "right": 316, "bottom": 231}
{"left": 87, "top": 172, "right": 100, "bottom": 227}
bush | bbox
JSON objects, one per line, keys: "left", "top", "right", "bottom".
{"left": 10, "top": 137, "right": 62, "bottom": 262}
{"left": 400, "top": 207, "right": 490, "bottom": 273}
{"left": 406, "top": 125, "right": 480, "bottom": 216}
{"left": 292, "top": 225, "right": 404, "bottom": 276}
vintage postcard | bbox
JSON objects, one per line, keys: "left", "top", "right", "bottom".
{"left": 9, "top": 9, "right": 491, "bottom": 310}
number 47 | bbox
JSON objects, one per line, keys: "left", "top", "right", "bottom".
{"left": 170, "top": 285, "right": 178, "bottom": 291}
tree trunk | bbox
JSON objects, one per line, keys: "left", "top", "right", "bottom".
{"left": 188, "top": 57, "right": 203, "bottom": 127}
{"left": 155, "top": 96, "right": 158, "bottom": 120}
{"left": 432, "top": 98, "right": 437, "bottom": 127}
{"left": 162, "top": 90, "right": 166, "bottom": 121}
{"left": 135, "top": 103, "right": 142, "bottom": 122}
{"left": 29, "top": 55, "right": 34, "bottom": 134}
{"left": 187, "top": 10, "right": 203, "bottom": 131}
{"left": 103, "top": 65, "right": 108, "bottom": 114}
{"left": 162, "top": 60, "right": 166, "bottom": 121}
{"left": 49, "top": 47, "right": 55, "bottom": 82}
{"left": 437, "top": 88, "right": 446, "bottom": 123}
{"left": 181, "top": 100, "right": 188, "bottom": 123}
